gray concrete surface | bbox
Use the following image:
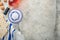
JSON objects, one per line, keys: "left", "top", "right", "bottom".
{"left": 56, "top": 0, "right": 60, "bottom": 40}
{"left": 18, "top": 0, "right": 56, "bottom": 40}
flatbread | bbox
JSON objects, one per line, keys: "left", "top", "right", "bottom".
{"left": 0, "top": 10, "right": 8, "bottom": 38}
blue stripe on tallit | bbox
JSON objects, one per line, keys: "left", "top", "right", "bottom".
{"left": 8, "top": 23, "right": 12, "bottom": 40}
{"left": 2, "top": 36, "right": 5, "bottom": 40}
{"left": 2, "top": 23, "right": 15, "bottom": 40}
{"left": 2, "top": 23, "right": 12, "bottom": 40}
{"left": 12, "top": 29, "right": 15, "bottom": 40}
{"left": 12, "top": 29, "right": 15, "bottom": 38}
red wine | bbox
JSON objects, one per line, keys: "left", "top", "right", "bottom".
{"left": 9, "top": 0, "right": 20, "bottom": 8}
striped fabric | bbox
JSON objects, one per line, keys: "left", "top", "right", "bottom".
{"left": 2, "top": 23, "right": 15, "bottom": 40}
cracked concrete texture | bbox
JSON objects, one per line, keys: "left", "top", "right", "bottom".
{"left": 18, "top": 0, "right": 56, "bottom": 40}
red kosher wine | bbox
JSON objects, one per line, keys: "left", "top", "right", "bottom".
{"left": 8, "top": 0, "right": 21, "bottom": 8}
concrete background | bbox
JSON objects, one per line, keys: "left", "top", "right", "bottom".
{"left": 18, "top": 0, "right": 56, "bottom": 40}
{"left": 56, "top": 0, "right": 60, "bottom": 40}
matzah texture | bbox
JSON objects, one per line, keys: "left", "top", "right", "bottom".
{"left": 0, "top": 10, "right": 8, "bottom": 38}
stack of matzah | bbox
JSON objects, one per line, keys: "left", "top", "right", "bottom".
{"left": 0, "top": 10, "right": 8, "bottom": 38}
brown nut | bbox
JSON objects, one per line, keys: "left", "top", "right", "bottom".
{"left": 4, "top": 0, "right": 7, "bottom": 2}
{"left": 0, "top": 2, "right": 3, "bottom": 6}
{"left": 1, "top": 6, "right": 5, "bottom": 10}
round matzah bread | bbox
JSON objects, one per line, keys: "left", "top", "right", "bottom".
{"left": 0, "top": 9, "right": 8, "bottom": 38}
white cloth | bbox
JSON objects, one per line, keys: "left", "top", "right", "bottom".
{"left": 1, "top": 23, "right": 24, "bottom": 40}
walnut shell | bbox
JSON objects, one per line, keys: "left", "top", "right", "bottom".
{"left": 0, "top": 2, "right": 3, "bottom": 6}
{"left": 1, "top": 6, "right": 5, "bottom": 10}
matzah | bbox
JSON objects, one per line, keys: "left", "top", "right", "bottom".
{"left": 0, "top": 10, "right": 8, "bottom": 38}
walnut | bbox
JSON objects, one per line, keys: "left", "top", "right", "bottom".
{"left": 1, "top": 6, "right": 5, "bottom": 10}
{"left": 0, "top": 2, "right": 3, "bottom": 6}
{"left": 4, "top": 0, "right": 7, "bottom": 2}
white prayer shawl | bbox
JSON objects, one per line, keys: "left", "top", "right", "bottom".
{"left": 2, "top": 24, "right": 24, "bottom": 40}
